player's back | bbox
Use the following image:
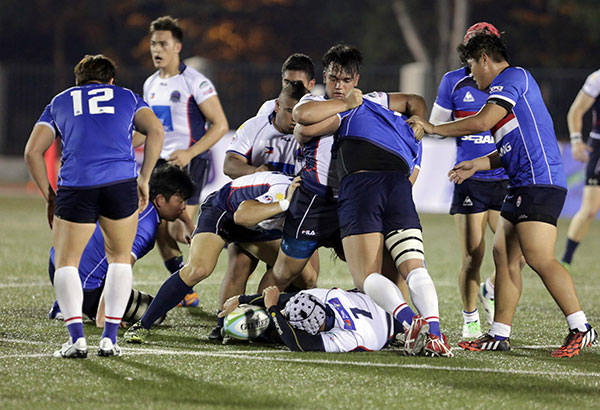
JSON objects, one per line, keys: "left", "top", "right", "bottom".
{"left": 213, "top": 171, "right": 293, "bottom": 212}
{"left": 43, "top": 83, "right": 145, "bottom": 188}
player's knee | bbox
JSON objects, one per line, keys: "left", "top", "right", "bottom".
{"left": 384, "top": 228, "right": 425, "bottom": 268}
{"left": 181, "top": 263, "right": 212, "bottom": 285}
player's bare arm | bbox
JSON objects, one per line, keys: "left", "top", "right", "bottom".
{"left": 134, "top": 107, "right": 165, "bottom": 211}
{"left": 262, "top": 286, "right": 281, "bottom": 308}
{"left": 293, "top": 116, "right": 340, "bottom": 145}
{"left": 293, "top": 88, "right": 363, "bottom": 125}
{"left": 24, "top": 124, "right": 57, "bottom": 228}
{"left": 448, "top": 151, "right": 501, "bottom": 184}
{"left": 132, "top": 130, "right": 146, "bottom": 148}
{"left": 568, "top": 90, "right": 595, "bottom": 163}
{"left": 223, "top": 152, "right": 273, "bottom": 179}
{"left": 168, "top": 95, "right": 229, "bottom": 167}
{"left": 233, "top": 176, "right": 301, "bottom": 227}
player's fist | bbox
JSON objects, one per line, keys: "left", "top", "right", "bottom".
{"left": 344, "top": 88, "right": 363, "bottom": 110}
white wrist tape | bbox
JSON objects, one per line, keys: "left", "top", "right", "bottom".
{"left": 570, "top": 132, "right": 583, "bottom": 143}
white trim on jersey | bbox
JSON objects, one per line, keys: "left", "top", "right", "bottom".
{"left": 488, "top": 93, "right": 516, "bottom": 107}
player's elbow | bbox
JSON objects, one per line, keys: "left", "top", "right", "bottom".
{"left": 233, "top": 203, "right": 256, "bottom": 227}
{"left": 292, "top": 105, "right": 311, "bottom": 125}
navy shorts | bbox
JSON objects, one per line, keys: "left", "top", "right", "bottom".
{"left": 338, "top": 171, "right": 421, "bottom": 238}
{"left": 54, "top": 179, "right": 138, "bottom": 223}
{"left": 585, "top": 138, "right": 600, "bottom": 185}
{"left": 500, "top": 186, "right": 566, "bottom": 226}
{"left": 193, "top": 194, "right": 281, "bottom": 243}
{"left": 282, "top": 185, "right": 341, "bottom": 245}
{"left": 450, "top": 178, "right": 509, "bottom": 215}
{"left": 156, "top": 157, "right": 209, "bottom": 205}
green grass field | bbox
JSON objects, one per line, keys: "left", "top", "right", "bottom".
{"left": 1, "top": 193, "right": 599, "bottom": 409}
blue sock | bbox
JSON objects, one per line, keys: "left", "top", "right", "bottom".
{"left": 394, "top": 303, "right": 416, "bottom": 330}
{"left": 217, "top": 311, "right": 224, "bottom": 327}
{"left": 561, "top": 238, "right": 579, "bottom": 264}
{"left": 140, "top": 271, "right": 193, "bottom": 329}
{"left": 164, "top": 255, "right": 184, "bottom": 274}
{"left": 495, "top": 335, "right": 508, "bottom": 341}
{"left": 67, "top": 322, "right": 84, "bottom": 342}
{"left": 102, "top": 322, "right": 120, "bottom": 344}
{"left": 428, "top": 321, "right": 441, "bottom": 338}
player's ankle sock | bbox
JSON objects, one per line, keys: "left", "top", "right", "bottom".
{"left": 561, "top": 238, "right": 579, "bottom": 264}
{"left": 140, "top": 271, "right": 193, "bottom": 329}
{"left": 462, "top": 309, "right": 479, "bottom": 324}
{"left": 362, "top": 273, "right": 415, "bottom": 330}
{"left": 164, "top": 255, "right": 184, "bottom": 274}
{"left": 102, "top": 263, "right": 133, "bottom": 342}
{"left": 566, "top": 311, "right": 589, "bottom": 332}
{"left": 54, "top": 266, "right": 84, "bottom": 340}
{"left": 217, "top": 312, "right": 224, "bottom": 327}
{"left": 405, "top": 267, "right": 441, "bottom": 337}
{"left": 489, "top": 321, "right": 511, "bottom": 340}
{"left": 484, "top": 277, "right": 495, "bottom": 299}
{"left": 427, "top": 319, "right": 441, "bottom": 338}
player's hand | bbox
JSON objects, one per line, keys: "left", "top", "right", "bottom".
{"left": 262, "top": 286, "right": 281, "bottom": 309}
{"left": 344, "top": 88, "right": 363, "bottom": 110}
{"left": 448, "top": 161, "right": 477, "bottom": 184}
{"left": 218, "top": 296, "right": 240, "bottom": 318}
{"left": 46, "top": 187, "right": 56, "bottom": 229}
{"left": 286, "top": 176, "right": 302, "bottom": 202}
{"left": 137, "top": 178, "right": 149, "bottom": 212}
{"left": 168, "top": 149, "right": 193, "bottom": 168}
{"left": 407, "top": 115, "right": 434, "bottom": 135}
{"left": 571, "top": 140, "right": 592, "bottom": 163}
{"left": 409, "top": 121, "right": 425, "bottom": 141}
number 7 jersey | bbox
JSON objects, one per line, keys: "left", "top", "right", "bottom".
{"left": 36, "top": 83, "right": 150, "bottom": 188}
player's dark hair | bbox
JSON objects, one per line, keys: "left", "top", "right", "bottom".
{"left": 74, "top": 54, "right": 116, "bottom": 86}
{"left": 279, "top": 81, "right": 309, "bottom": 102}
{"left": 322, "top": 44, "right": 362, "bottom": 76}
{"left": 458, "top": 33, "right": 509, "bottom": 64}
{"left": 150, "top": 15, "right": 183, "bottom": 42}
{"left": 282, "top": 53, "right": 315, "bottom": 81}
{"left": 149, "top": 163, "right": 195, "bottom": 202}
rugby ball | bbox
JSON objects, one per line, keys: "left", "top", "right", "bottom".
{"left": 224, "top": 304, "right": 270, "bottom": 340}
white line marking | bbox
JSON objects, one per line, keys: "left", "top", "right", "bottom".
{"left": 1, "top": 338, "right": 597, "bottom": 378}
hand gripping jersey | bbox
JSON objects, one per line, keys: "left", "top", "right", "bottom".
{"left": 227, "top": 113, "right": 303, "bottom": 175}
{"left": 306, "top": 288, "right": 393, "bottom": 352}
{"left": 211, "top": 171, "right": 293, "bottom": 231}
{"left": 431, "top": 67, "right": 507, "bottom": 180}
{"left": 49, "top": 203, "right": 160, "bottom": 291}
{"left": 295, "top": 91, "right": 392, "bottom": 198}
{"left": 143, "top": 62, "right": 218, "bottom": 159}
{"left": 36, "top": 84, "right": 149, "bottom": 188}
{"left": 487, "top": 67, "right": 567, "bottom": 189}
{"left": 337, "top": 98, "right": 422, "bottom": 176}
{"left": 581, "top": 69, "right": 600, "bottom": 140}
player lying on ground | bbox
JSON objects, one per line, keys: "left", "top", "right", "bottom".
{"left": 123, "top": 171, "right": 317, "bottom": 343}
{"left": 220, "top": 286, "right": 416, "bottom": 353}
{"left": 47, "top": 164, "right": 194, "bottom": 327}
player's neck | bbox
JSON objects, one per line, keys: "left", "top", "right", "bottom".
{"left": 159, "top": 58, "right": 181, "bottom": 79}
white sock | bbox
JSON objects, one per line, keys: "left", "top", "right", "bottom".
{"left": 406, "top": 267, "right": 440, "bottom": 323}
{"left": 566, "top": 311, "right": 588, "bottom": 332}
{"left": 485, "top": 277, "right": 495, "bottom": 299}
{"left": 462, "top": 309, "right": 480, "bottom": 324}
{"left": 103, "top": 263, "right": 133, "bottom": 324}
{"left": 362, "top": 272, "right": 408, "bottom": 314}
{"left": 489, "top": 321, "right": 511, "bottom": 338}
{"left": 54, "top": 266, "right": 83, "bottom": 325}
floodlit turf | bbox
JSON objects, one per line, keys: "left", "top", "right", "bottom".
{"left": 0, "top": 194, "right": 599, "bottom": 409}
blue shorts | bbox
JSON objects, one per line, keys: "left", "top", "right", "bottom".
{"left": 501, "top": 186, "right": 566, "bottom": 226}
{"left": 450, "top": 178, "right": 509, "bottom": 215}
{"left": 193, "top": 194, "right": 281, "bottom": 243}
{"left": 585, "top": 138, "right": 600, "bottom": 185}
{"left": 54, "top": 179, "right": 138, "bottom": 223}
{"left": 338, "top": 171, "right": 421, "bottom": 238}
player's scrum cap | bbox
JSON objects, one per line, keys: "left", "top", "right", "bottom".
{"left": 463, "top": 22, "right": 500, "bottom": 44}
{"left": 284, "top": 292, "right": 328, "bottom": 335}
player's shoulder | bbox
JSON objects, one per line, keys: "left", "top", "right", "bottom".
{"left": 237, "top": 113, "right": 272, "bottom": 134}
{"left": 583, "top": 69, "right": 600, "bottom": 96}
{"left": 181, "top": 64, "right": 212, "bottom": 84}
{"left": 443, "top": 66, "right": 469, "bottom": 82}
{"left": 257, "top": 98, "right": 277, "bottom": 116}
{"left": 299, "top": 93, "right": 326, "bottom": 103}
{"left": 143, "top": 71, "right": 161, "bottom": 87}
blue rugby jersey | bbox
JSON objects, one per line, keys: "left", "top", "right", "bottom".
{"left": 50, "top": 203, "right": 160, "bottom": 291}
{"left": 432, "top": 67, "right": 507, "bottom": 180}
{"left": 36, "top": 84, "right": 149, "bottom": 188}
{"left": 487, "top": 66, "right": 566, "bottom": 189}
{"left": 337, "top": 99, "right": 422, "bottom": 175}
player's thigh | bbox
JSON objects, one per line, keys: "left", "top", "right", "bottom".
{"left": 238, "top": 239, "right": 281, "bottom": 267}
{"left": 182, "top": 233, "right": 226, "bottom": 283}
{"left": 515, "top": 221, "right": 557, "bottom": 266}
{"left": 273, "top": 247, "right": 311, "bottom": 281}
{"left": 98, "top": 212, "right": 138, "bottom": 263}
{"left": 52, "top": 216, "right": 97, "bottom": 268}
{"left": 486, "top": 209, "right": 501, "bottom": 233}
{"left": 453, "top": 212, "right": 487, "bottom": 254}
{"left": 492, "top": 217, "right": 522, "bottom": 270}
{"left": 580, "top": 185, "right": 600, "bottom": 214}
{"left": 342, "top": 233, "right": 384, "bottom": 282}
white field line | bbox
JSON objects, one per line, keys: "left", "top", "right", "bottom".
{"left": 1, "top": 338, "right": 598, "bottom": 378}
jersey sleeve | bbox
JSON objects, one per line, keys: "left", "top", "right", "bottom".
{"left": 364, "top": 91, "right": 389, "bottom": 109}
{"left": 487, "top": 69, "right": 522, "bottom": 111}
{"left": 267, "top": 307, "right": 326, "bottom": 352}
{"left": 134, "top": 93, "right": 150, "bottom": 113}
{"left": 36, "top": 104, "right": 57, "bottom": 137}
{"left": 227, "top": 119, "right": 255, "bottom": 158}
{"left": 433, "top": 72, "right": 456, "bottom": 111}
{"left": 582, "top": 70, "right": 600, "bottom": 99}
{"left": 254, "top": 181, "right": 290, "bottom": 204}
{"left": 192, "top": 76, "right": 218, "bottom": 105}
{"left": 256, "top": 99, "right": 276, "bottom": 116}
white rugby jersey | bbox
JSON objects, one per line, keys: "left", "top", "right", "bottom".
{"left": 304, "top": 288, "right": 393, "bottom": 352}
{"left": 143, "top": 62, "right": 218, "bottom": 159}
{"left": 227, "top": 113, "right": 303, "bottom": 175}
{"left": 582, "top": 69, "right": 600, "bottom": 140}
{"left": 256, "top": 98, "right": 276, "bottom": 116}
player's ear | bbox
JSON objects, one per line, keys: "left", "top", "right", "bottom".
{"left": 274, "top": 99, "right": 280, "bottom": 113}
{"left": 175, "top": 41, "right": 182, "bottom": 53}
{"left": 307, "top": 79, "right": 316, "bottom": 91}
